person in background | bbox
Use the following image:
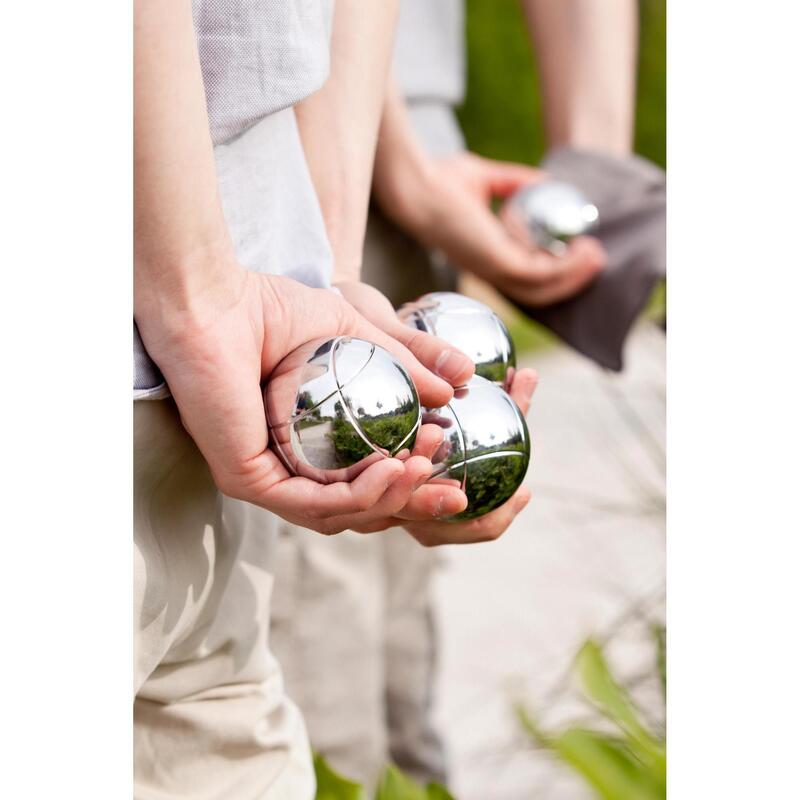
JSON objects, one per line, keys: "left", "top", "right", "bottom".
{"left": 270, "top": 0, "right": 665, "bottom": 790}
{"left": 134, "top": 0, "right": 537, "bottom": 796}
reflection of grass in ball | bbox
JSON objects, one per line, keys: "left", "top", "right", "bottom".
{"left": 328, "top": 408, "right": 418, "bottom": 467}
{"left": 329, "top": 418, "right": 374, "bottom": 466}
{"left": 359, "top": 408, "right": 418, "bottom": 451}
{"left": 475, "top": 357, "right": 509, "bottom": 384}
{"left": 452, "top": 452, "right": 529, "bottom": 520}
{"left": 440, "top": 434, "right": 529, "bottom": 520}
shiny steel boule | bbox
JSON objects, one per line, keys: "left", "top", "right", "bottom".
{"left": 502, "top": 180, "right": 599, "bottom": 255}
{"left": 398, "top": 292, "right": 516, "bottom": 388}
{"left": 425, "top": 375, "right": 531, "bottom": 521}
{"left": 264, "top": 336, "right": 420, "bottom": 484}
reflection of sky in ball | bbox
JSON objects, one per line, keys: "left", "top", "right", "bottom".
{"left": 339, "top": 350, "right": 417, "bottom": 418}
{"left": 439, "top": 380, "right": 525, "bottom": 461}
{"left": 459, "top": 396, "right": 522, "bottom": 453}
{"left": 430, "top": 311, "right": 510, "bottom": 368}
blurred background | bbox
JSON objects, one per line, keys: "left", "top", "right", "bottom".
{"left": 431, "top": 1, "right": 666, "bottom": 798}
{"left": 459, "top": 0, "right": 666, "bottom": 165}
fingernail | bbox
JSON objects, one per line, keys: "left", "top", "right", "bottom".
{"left": 435, "top": 349, "right": 472, "bottom": 381}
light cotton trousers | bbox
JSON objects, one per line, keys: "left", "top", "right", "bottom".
{"left": 269, "top": 208, "right": 453, "bottom": 791}
{"left": 134, "top": 399, "right": 314, "bottom": 800}
{"left": 270, "top": 525, "right": 447, "bottom": 790}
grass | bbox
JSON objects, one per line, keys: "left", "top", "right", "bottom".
{"left": 458, "top": 0, "right": 666, "bottom": 168}
{"left": 457, "top": 0, "right": 666, "bottom": 351}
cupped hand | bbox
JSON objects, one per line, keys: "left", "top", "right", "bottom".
{"left": 136, "top": 267, "right": 463, "bottom": 534}
{"left": 378, "top": 150, "right": 606, "bottom": 307}
{"left": 352, "top": 366, "right": 540, "bottom": 544}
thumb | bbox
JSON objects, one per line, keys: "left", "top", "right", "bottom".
{"left": 340, "top": 304, "right": 457, "bottom": 409}
{"left": 384, "top": 317, "right": 475, "bottom": 388}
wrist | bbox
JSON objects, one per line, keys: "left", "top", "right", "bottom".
{"left": 134, "top": 242, "right": 246, "bottom": 346}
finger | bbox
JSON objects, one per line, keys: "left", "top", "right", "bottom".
{"left": 263, "top": 456, "right": 407, "bottom": 521}
{"left": 411, "top": 423, "right": 445, "bottom": 460}
{"left": 351, "top": 455, "right": 432, "bottom": 519}
{"left": 421, "top": 409, "right": 455, "bottom": 428}
{"left": 315, "top": 455, "right": 434, "bottom": 534}
{"left": 506, "top": 237, "right": 606, "bottom": 306}
{"left": 343, "top": 308, "right": 456, "bottom": 409}
{"left": 405, "top": 487, "right": 532, "bottom": 547}
{"left": 521, "top": 235, "right": 606, "bottom": 280}
{"left": 392, "top": 483, "right": 469, "bottom": 521}
{"left": 480, "top": 157, "right": 548, "bottom": 199}
{"left": 387, "top": 319, "right": 475, "bottom": 388}
{"left": 334, "top": 281, "right": 472, "bottom": 389}
{"left": 507, "top": 368, "right": 539, "bottom": 416}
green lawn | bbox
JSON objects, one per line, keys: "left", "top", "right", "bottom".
{"left": 458, "top": 0, "right": 666, "bottom": 168}
{"left": 457, "top": 0, "right": 666, "bottom": 351}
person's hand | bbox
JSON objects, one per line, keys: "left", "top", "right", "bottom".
{"left": 352, "top": 366, "right": 540, "bottom": 546}
{"left": 376, "top": 150, "right": 606, "bottom": 306}
{"left": 136, "top": 265, "right": 463, "bottom": 535}
{"left": 334, "top": 280, "right": 475, "bottom": 387}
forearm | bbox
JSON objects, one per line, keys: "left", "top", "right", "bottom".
{"left": 521, "top": 0, "right": 637, "bottom": 155}
{"left": 372, "top": 77, "right": 438, "bottom": 239}
{"left": 134, "top": 0, "right": 237, "bottom": 329}
{"left": 295, "top": 0, "right": 399, "bottom": 283}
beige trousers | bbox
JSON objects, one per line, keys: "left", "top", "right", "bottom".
{"left": 270, "top": 526, "right": 446, "bottom": 790}
{"left": 269, "top": 209, "right": 452, "bottom": 790}
{"left": 134, "top": 400, "right": 314, "bottom": 800}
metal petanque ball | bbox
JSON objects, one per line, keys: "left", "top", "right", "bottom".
{"left": 426, "top": 375, "right": 531, "bottom": 521}
{"left": 264, "top": 336, "right": 420, "bottom": 484}
{"left": 398, "top": 292, "right": 516, "bottom": 388}
{"left": 502, "top": 180, "right": 599, "bottom": 255}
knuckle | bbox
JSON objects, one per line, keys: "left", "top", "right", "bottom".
{"left": 402, "top": 329, "right": 426, "bottom": 353}
{"left": 333, "top": 295, "right": 356, "bottom": 331}
{"left": 383, "top": 491, "right": 410, "bottom": 517}
{"left": 353, "top": 492, "right": 374, "bottom": 513}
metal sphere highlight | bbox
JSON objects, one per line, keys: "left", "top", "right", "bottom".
{"left": 502, "top": 180, "right": 599, "bottom": 255}
{"left": 398, "top": 291, "right": 516, "bottom": 388}
{"left": 264, "top": 336, "right": 420, "bottom": 484}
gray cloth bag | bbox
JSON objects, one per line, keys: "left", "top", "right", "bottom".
{"left": 509, "top": 146, "right": 666, "bottom": 372}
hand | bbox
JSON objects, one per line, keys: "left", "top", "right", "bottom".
{"left": 334, "top": 280, "right": 475, "bottom": 387}
{"left": 353, "top": 366, "right": 540, "bottom": 546}
{"left": 334, "top": 279, "right": 476, "bottom": 523}
{"left": 136, "top": 266, "right": 461, "bottom": 535}
{"left": 376, "top": 151, "right": 606, "bottom": 306}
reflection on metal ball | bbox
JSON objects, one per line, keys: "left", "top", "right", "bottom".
{"left": 502, "top": 180, "right": 599, "bottom": 255}
{"left": 398, "top": 291, "right": 516, "bottom": 388}
{"left": 264, "top": 336, "right": 420, "bottom": 484}
{"left": 426, "top": 375, "right": 531, "bottom": 521}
